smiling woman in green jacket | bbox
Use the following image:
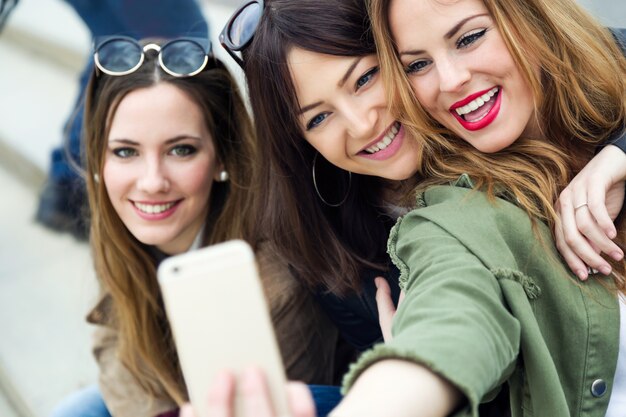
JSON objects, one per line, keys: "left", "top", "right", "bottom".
{"left": 331, "top": 0, "right": 625, "bottom": 415}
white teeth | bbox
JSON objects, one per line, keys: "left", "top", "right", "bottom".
{"left": 455, "top": 87, "right": 499, "bottom": 116}
{"left": 134, "top": 201, "right": 176, "bottom": 214}
{"left": 365, "top": 122, "right": 401, "bottom": 154}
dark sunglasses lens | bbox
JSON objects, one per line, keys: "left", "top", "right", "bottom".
{"left": 228, "top": 2, "right": 262, "bottom": 48}
{"left": 97, "top": 39, "right": 142, "bottom": 73}
{"left": 161, "top": 40, "right": 206, "bottom": 75}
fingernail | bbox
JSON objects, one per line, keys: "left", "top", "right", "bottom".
{"left": 374, "top": 277, "right": 382, "bottom": 288}
{"left": 576, "top": 270, "right": 588, "bottom": 280}
{"left": 607, "top": 229, "right": 617, "bottom": 239}
{"left": 600, "top": 266, "right": 612, "bottom": 275}
{"left": 611, "top": 251, "right": 624, "bottom": 261}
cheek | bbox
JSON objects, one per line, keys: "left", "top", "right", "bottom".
{"left": 102, "top": 160, "right": 127, "bottom": 201}
{"left": 179, "top": 157, "right": 217, "bottom": 198}
{"left": 410, "top": 77, "right": 439, "bottom": 112}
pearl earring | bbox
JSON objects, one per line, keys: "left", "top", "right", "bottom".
{"left": 217, "top": 170, "right": 229, "bottom": 182}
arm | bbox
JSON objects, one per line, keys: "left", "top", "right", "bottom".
{"left": 336, "top": 213, "right": 521, "bottom": 417}
{"left": 554, "top": 28, "right": 626, "bottom": 279}
{"left": 554, "top": 144, "right": 626, "bottom": 279}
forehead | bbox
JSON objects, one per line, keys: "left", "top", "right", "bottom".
{"left": 107, "top": 83, "right": 207, "bottom": 138}
{"left": 287, "top": 46, "right": 365, "bottom": 108}
{"left": 390, "top": 0, "right": 488, "bottom": 41}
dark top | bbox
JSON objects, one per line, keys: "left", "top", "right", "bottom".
{"left": 609, "top": 28, "right": 626, "bottom": 152}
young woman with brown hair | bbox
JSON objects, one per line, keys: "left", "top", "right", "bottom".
{"left": 50, "top": 37, "right": 339, "bottom": 417}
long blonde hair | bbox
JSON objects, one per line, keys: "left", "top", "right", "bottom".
{"left": 369, "top": 0, "right": 626, "bottom": 286}
{"left": 84, "top": 52, "right": 257, "bottom": 402}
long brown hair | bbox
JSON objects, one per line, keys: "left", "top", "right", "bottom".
{"left": 84, "top": 50, "right": 256, "bottom": 402}
{"left": 369, "top": 0, "right": 626, "bottom": 287}
{"left": 243, "top": 0, "right": 400, "bottom": 295}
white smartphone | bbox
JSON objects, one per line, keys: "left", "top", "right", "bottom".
{"left": 157, "top": 240, "right": 290, "bottom": 417}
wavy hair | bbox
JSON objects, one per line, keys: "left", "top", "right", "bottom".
{"left": 84, "top": 50, "right": 256, "bottom": 402}
{"left": 369, "top": 0, "right": 626, "bottom": 288}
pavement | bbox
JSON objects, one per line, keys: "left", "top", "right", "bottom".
{"left": 0, "top": 1, "right": 623, "bottom": 417}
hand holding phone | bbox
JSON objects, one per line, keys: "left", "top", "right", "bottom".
{"left": 158, "top": 240, "right": 291, "bottom": 417}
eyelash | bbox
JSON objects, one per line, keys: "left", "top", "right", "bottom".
{"left": 456, "top": 28, "right": 488, "bottom": 48}
{"left": 305, "top": 66, "right": 380, "bottom": 131}
{"left": 112, "top": 147, "right": 137, "bottom": 158}
{"left": 405, "top": 28, "right": 488, "bottom": 75}
{"left": 169, "top": 144, "right": 197, "bottom": 157}
{"left": 111, "top": 144, "right": 198, "bottom": 158}
{"left": 355, "top": 66, "right": 380, "bottom": 91}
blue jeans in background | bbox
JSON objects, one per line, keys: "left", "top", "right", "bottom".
{"left": 48, "top": 384, "right": 342, "bottom": 417}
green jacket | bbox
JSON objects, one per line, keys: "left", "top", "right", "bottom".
{"left": 343, "top": 177, "right": 620, "bottom": 417}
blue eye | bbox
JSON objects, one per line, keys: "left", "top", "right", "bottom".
{"left": 306, "top": 113, "right": 329, "bottom": 131}
{"left": 457, "top": 28, "right": 487, "bottom": 48}
{"left": 406, "top": 59, "right": 431, "bottom": 74}
{"left": 170, "top": 144, "right": 197, "bottom": 157}
{"left": 356, "top": 66, "right": 380, "bottom": 90}
{"left": 112, "top": 147, "right": 137, "bottom": 158}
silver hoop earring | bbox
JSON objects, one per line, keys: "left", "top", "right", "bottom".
{"left": 217, "top": 170, "right": 229, "bottom": 182}
{"left": 312, "top": 152, "right": 351, "bottom": 207}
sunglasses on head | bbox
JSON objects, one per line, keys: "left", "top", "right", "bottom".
{"left": 219, "top": 0, "right": 264, "bottom": 68}
{"left": 94, "top": 36, "right": 213, "bottom": 77}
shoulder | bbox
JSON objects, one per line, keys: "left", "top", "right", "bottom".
{"left": 255, "top": 242, "right": 311, "bottom": 313}
{"left": 389, "top": 178, "right": 545, "bottom": 280}
{"left": 402, "top": 176, "right": 532, "bottom": 240}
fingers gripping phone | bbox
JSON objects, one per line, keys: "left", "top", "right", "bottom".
{"left": 158, "top": 240, "right": 290, "bottom": 417}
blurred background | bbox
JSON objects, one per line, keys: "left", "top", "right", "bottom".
{"left": 0, "top": 1, "right": 624, "bottom": 416}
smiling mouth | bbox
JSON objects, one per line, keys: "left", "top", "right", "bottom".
{"left": 133, "top": 201, "right": 180, "bottom": 214}
{"left": 364, "top": 122, "right": 401, "bottom": 154}
{"left": 453, "top": 87, "right": 500, "bottom": 123}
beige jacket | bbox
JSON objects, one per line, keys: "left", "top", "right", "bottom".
{"left": 87, "top": 244, "right": 343, "bottom": 417}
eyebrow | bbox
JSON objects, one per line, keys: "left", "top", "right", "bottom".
{"left": 338, "top": 56, "right": 363, "bottom": 87}
{"left": 297, "top": 57, "right": 364, "bottom": 115}
{"left": 108, "top": 135, "right": 203, "bottom": 145}
{"left": 399, "top": 13, "right": 489, "bottom": 57}
{"left": 445, "top": 13, "right": 488, "bottom": 39}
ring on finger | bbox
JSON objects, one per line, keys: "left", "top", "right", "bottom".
{"left": 574, "top": 202, "right": 588, "bottom": 210}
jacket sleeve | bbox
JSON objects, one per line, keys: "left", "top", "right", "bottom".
{"left": 256, "top": 243, "right": 341, "bottom": 384}
{"left": 342, "top": 211, "right": 520, "bottom": 417}
{"left": 92, "top": 325, "right": 177, "bottom": 417}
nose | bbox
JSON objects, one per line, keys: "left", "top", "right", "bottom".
{"left": 343, "top": 100, "right": 378, "bottom": 140}
{"left": 137, "top": 157, "right": 170, "bottom": 194}
{"left": 437, "top": 55, "right": 471, "bottom": 93}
